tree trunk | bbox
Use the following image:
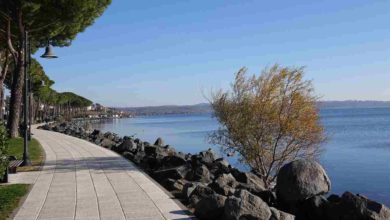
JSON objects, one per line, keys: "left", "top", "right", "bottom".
{"left": 7, "top": 59, "right": 24, "bottom": 137}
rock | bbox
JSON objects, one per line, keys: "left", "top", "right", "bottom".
{"left": 237, "top": 172, "right": 266, "bottom": 194}
{"left": 270, "top": 207, "right": 295, "bottom": 220}
{"left": 327, "top": 194, "right": 341, "bottom": 203}
{"left": 145, "top": 145, "right": 158, "bottom": 156}
{"left": 297, "top": 195, "right": 328, "bottom": 220}
{"left": 224, "top": 189, "right": 272, "bottom": 220}
{"left": 153, "top": 166, "right": 188, "bottom": 181}
{"left": 103, "top": 132, "right": 115, "bottom": 140}
{"left": 276, "top": 159, "right": 331, "bottom": 207}
{"left": 209, "top": 173, "right": 238, "bottom": 196}
{"left": 137, "top": 142, "right": 145, "bottom": 152}
{"left": 187, "top": 165, "right": 211, "bottom": 183}
{"left": 194, "top": 194, "right": 227, "bottom": 220}
{"left": 100, "top": 138, "right": 116, "bottom": 149}
{"left": 154, "top": 137, "right": 164, "bottom": 146}
{"left": 326, "top": 191, "right": 390, "bottom": 220}
{"left": 132, "top": 151, "right": 145, "bottom": 164}
{"left": 161, "top": 155, "right": 187, "bottom": 168}
{"left": 90, "top": 129, "right": 104, "bottom": 140}
{"left": 122, "top": 151, "right": 134, "bottom": 160}
{"left": 191, "top": 184, "right": 214, "bottom": 199}
{"left": 161, "top": 178, "right": 185, "bottom": 192}
{"left": 117, "top": 138, "right": 136, "bottom": 153}
{"left": 254, "top": 190, "right": 277, "bottom": 207}
{"left": 182, "top": 182, "right": 204, "bottom": 200}
{"left": 209, "top": 158, "right": 231, "bottom": 176}
{"left": 198, "top": 148, "right": 217, "bottom": 166}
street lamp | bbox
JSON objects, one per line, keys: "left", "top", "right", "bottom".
{"left": 22, "top": 32, "right": 58, "bottom": 166}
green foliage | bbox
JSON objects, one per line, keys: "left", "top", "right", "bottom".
{"left": 0, "top": 184, "right": 29, "bottom": 220}
{"left": 0, "top": 125, "right": 8, "bottom": 179}
{"left": 1, "top": 0, "right": 112, "bottom": 50}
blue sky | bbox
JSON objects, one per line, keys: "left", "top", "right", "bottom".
{"left": 36, "top": 0, "right": 390, "bottom": 107}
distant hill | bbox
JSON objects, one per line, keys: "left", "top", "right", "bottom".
{"left": 319, "top": 100, "right": 390, "bottom": 109}
{"left": 117, "top": 103, "right": 212, "bottom": 116}
{"left": 115, "top": 101, "right": 390, "bottom": 116}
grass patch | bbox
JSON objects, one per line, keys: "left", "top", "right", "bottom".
{"left": 7, "top": 138, "right": 44, "bottom": 172}
{"left": 0, "top": 184, "right": 29, "bottom": 220}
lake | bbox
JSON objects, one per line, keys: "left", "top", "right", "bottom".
{"left": 91, "top": 107, "right": 390, "bottom": 206}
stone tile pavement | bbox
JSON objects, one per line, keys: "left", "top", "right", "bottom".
{"left": 11, "top": 125, "right": 195, "bottom": 220}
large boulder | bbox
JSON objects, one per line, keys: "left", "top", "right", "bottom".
{"left": 210, "top": 173, "right": 238, "bottom": 196}
{"left": 276, "top": 159, "right": 331, "bottom": 207}
{"left": 224, "top": 189, "right": 272, "bottom": 220}
{"left": 194, "top": 194, "right": 227, "bottom": 220}
{"left": 326, "top": 191, "right": 390, "bottom": 220}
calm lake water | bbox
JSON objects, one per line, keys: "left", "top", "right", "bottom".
{"left": 92, "top": 107, "right": 390, "bottom": 206}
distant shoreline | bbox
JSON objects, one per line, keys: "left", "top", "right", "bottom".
{"left": 111, "top": 101, "right": 390, "bottom": 116}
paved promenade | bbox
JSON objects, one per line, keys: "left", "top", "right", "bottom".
{"left": 12, "top": 126, "right": 194, "bottom": 220}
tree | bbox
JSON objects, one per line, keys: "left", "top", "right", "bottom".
{"left": 209, "top": 65, "right": 325, "bottom": 188}
{"left": 0, "top": 0, "right": 111, "bottom": 137}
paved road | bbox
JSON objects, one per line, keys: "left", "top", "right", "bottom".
{"left": 12, "top": 126, "right": 194, "bottom": 220}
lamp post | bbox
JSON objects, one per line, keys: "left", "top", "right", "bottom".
{"left": 22, "top": 31, "right": 57, "bottom": 166}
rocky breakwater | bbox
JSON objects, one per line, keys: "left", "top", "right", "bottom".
{"left": 39, "top": 122, "right": 390, "bottom": 220}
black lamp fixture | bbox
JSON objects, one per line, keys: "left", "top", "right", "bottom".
{"left": 41, "top": 42, "right": 58, "bottom": 59}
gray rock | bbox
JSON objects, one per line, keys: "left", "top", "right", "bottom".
{"left": 270, "top": 207, "right": 295, "bottom": 220}
{"left": 122, "top": 151, "right": 134, "bottom": 160}
{"left": 187, "top": 165, "right": 211, "bottom": 183}
{"left": 298, "top": 195, "right": 328, "bottom": 220}
{"left": 199, "top": 148, "right": 217, "bottom": 166}
{"left": 210, "top": 173, "right": 238, "bottom": 196}
{"left": 209, "top": 158, "right": 231, "bottom": 176}
{"left": 224, "top": 189, "right": 272, "bottom": 220}
{"left": 153, "top": 166, "right": 188, "bottom": 181}
{"left": 194, "top": 194, "right": 227, "bottom": 220}
{"left": 182, "top": 182, "right": 204, "bottom": 200}
{"left": 154, "top": 137, "right": 164, "bottom": 146}
{"left": 117, "top": 138, "right": 136, "bottom": 153}
{"left": 161, "top": 155, "right": 187, "bottom": 168}
{"left": 238, "top": 172, "right": 266, "bottom": 193}
{"left": 326, "top": 191, "right": 390, "bottom": 220}
{"left": 190, "top": 184, "right": 214, "bottom": 199}
{"left": 161, "top": 178, "right": 185, "bottom": 192}
{"left": 100, "top": 138, "right": 116, "bottom": 149}
{"left": 276, "top": 159, "right": 331, "bottom": 206}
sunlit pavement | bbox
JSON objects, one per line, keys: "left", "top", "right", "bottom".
{"left": 12, "top": 125, "right": 195, "bottom": 220}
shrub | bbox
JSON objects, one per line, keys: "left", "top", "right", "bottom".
{"left": 0, "top": 125, "right": 8, "bottom": 180}
{"left": 209, "top": 65, "right": 325, "bottom": 188}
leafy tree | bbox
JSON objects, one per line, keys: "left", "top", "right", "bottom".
{"left": 0, "top": 0, "right": 111, "bottom": 137}
{"left": 209, "top": 65, "right": 325, "bottom": 188}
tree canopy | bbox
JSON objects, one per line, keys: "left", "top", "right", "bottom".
{"left": 210, "top": 65, "right": 325, "bottom": 188}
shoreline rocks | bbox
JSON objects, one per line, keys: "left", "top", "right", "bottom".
{"left": 39, "top": 121, "right": 390, "bottom": 220}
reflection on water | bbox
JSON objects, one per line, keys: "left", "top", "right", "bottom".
{"left": 92, "top": 108, "right": 390, "bottom": 206}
